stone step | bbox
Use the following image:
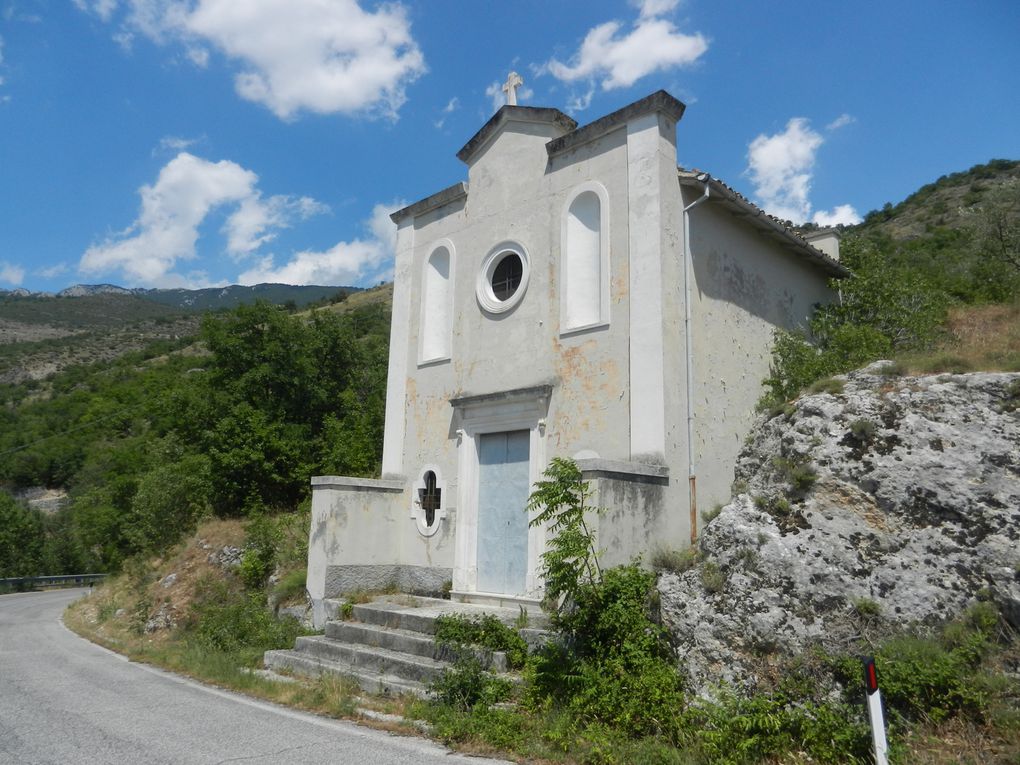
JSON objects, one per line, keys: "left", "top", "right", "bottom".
{"left": 350, "top": 594, "right": 546, "bottom": 635}
{"left": 264, "top": 594, "right": 551, "bottom": 699}
{"left": 326, "top": 620, "right": 510, "bottom": 672}
{"left": 293, "top": 635, "right": 448, "bottom": 684}
{"left": 263, "top": 649, "right": 426, "bottom": 697}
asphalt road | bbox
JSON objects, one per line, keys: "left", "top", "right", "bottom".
{"left": 0, "top": 589, "right": 509, "bottom": 765}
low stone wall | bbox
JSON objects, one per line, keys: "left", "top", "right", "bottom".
{"left": 307, "top": 476, "right": 405, "bottom": 626}
{"left": 324, "top": 564, "right": 452, "bottom": 599}
{"left": 578, "top": 459, "right": 670, "bottom": 568}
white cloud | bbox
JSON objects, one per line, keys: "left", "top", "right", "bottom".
{"left": 746, "top": 118, "right": 823, "bottom": 223}
{"left": 72, "top": 0, "right": 120, "bottom": 22}
{"left": 79, "top": 0, "right": 426, "bottom": 120}
{"left": 238, "top": 201, "right": 403, "bottom": 286}
{"left": 543, "top": 2, "right": 707, "bottom": 94}
{"left": 634, "top": 0, "right": 679, "bottom": 19}
{"left": 79, "top": 152, "right": 327, "bottom": 286}
{"left": 484, "top": 81, "right": 503, "bottom": 113}
{"left": 826, "top": 113, "right": 855, "bottom": 131}
{"left": 156, "top": 134, "right": 200, "bottom": 153}
{"left": 812, "top": 204, "right": 862, "bottom": 227}
{"left": 1, "top": 262, "right": 25, "bottom": 285}
{"left": 37, "top": 263, "right": 70, "bottom": 279}
{"left": 185, "top": 45, "right": 208, "bottom": 67}
{"left": 747, "top": 117, "right": 860, "bottom": 225}
{"left": 565, "top": 84, "right": 595, "bottom": 113}
{"left": 224, "top": 194, "right": 327, "bottom": 258}
{"left": 434, "top": 96, "right": 459, "bottom": 128}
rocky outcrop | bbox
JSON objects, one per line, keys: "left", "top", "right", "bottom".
{"left": 659, "top": 364, "right": 1020, "bottom": 692}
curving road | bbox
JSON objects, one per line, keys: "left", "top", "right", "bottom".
{"left": 0, "top": 589, "right": 508, "bottom": 765}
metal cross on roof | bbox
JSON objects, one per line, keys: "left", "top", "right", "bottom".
{"left": 502, "top": 71, "right": 523, "bottom": 106}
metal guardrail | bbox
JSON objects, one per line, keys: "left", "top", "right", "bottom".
{"left": 0, "top": 574, "right": 108, "bottom": 591}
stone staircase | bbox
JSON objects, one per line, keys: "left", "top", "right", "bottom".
{"left": 264, "top": 594, "right": 548, "bottom": 697}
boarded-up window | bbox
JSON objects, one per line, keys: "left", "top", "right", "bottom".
{"left": 561, "top": 184, "right": 609, "bottom": 332}
{"left": 421, "top": 245, "right": 452, "bottom": 361}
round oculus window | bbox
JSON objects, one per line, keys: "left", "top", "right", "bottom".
{"left": 476, "top": 242, "right": 530, "bottom": 314}
{"left": 491, "top": 253, "right": 523, "bottom": 300}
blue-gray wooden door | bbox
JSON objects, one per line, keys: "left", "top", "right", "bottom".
{"left": 476, "top": 430, "right": 530, "bottom": 595}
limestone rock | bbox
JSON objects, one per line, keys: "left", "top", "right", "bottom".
{"left": 659, "top": 367, "right": 1020, "bottom": 693}
{"left": 208, "top": 545, "right": 242, "bottom": 569}
{"left": 144, "top": 603, "right": 177, "bottom": 633}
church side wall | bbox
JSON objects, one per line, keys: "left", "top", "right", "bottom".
{"left": 683, "top": 195, "right": 835, "bottom": 522}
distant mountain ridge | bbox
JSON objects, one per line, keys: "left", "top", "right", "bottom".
{"left": 1, "top": 282, "right": 357, "bottom": 312}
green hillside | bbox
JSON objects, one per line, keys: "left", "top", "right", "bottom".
{"left": 849, "top": 158, "right": 1020, "bottom": 303}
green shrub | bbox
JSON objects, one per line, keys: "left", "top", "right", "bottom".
{"left": 239, "top": 512, "right": 283, "bottom": 590}
{"left": 525, "top": 460, "right": 686, "bottom": 742}
{"left": 772, "top": 456, "right": 818, "bottom": 494}
{"left": 434, "top": 613, "right": 529, "bottom": 670}
{"left": 427, "top": 653, "right": 514, "bottom": 711}
{"left": 189, "top": 580, "right": 306, "bottom": 664}
{"left": 271, "top": 567, "right": 307, "bottom": 605}
{"left": 1002, "top": 379, "right": 1020, "bottom": 412}
{"left": 761, "top": 235, "right": 949, "bottom": 405}
{"left": 687, "top": 690, "right": 871, "bottom": 765}
{"left": 526, "top": 457, "right": 604, "bottom": 611}
{"left": 848, "top": 418, "right": 877, "bottom": 442}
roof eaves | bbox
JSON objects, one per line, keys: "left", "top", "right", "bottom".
{"left": 678, "top": 170, "right": 850, "bottom": 278}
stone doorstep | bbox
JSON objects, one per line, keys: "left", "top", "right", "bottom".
{"left": 264, "top": 594, "right": 552, "bottom": 698}
{"left": 352, "top": 593, "right": 551, "bottom": 632}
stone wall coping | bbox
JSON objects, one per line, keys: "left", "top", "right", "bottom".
{"left": 390, "top": 182, "right": 468, "bottom": 223}
{"left": 576, "top": 458, "right": 670, "bottom": 484}
{"left": 311, "top": 475, "right": 405, "bottom": 492}
{"left": 546, "top": 90, "right": 685, "bottom": 158}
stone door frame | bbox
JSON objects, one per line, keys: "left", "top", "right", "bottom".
{"left": 449, "top": 385, "right": 550, "bottom": 606}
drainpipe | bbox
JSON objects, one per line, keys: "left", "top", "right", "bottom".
{"left": 682, "top": 175, "right": 710, "bottom": 546}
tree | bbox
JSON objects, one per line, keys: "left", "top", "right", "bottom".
{"left": 0, "top": 493, "right": 45, "bottom": 578}
{"left": 971, "top": 179, "right": 1020, "bottom": 272}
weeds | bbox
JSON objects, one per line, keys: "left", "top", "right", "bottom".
{"left": 772, "top": 456, "right": 818, "bottom": 494}
{"left": 808, "top": 377, "right": 845, "bottom": 395}
{"left": 651, "top": 547, "right": 700, "bottom": 575}
{"left": 849, "top": 418, "right": 877, "bottom": 441}
{"left": 434, "top": 613, "right": 529, "bottom": 670}
{"left": 701, "top": 504, "right": 723, "bottom": 525}
{"left": 852, "top": 597, "right": 882, "bottom": 619}
{"left": 700, "top": 561, "right": 726, "bottom": 594}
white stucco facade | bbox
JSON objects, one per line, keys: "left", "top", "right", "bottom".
{"left": 306, "top": 91, "right": 847, "bottom": 624}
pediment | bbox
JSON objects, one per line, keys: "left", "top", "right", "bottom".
{"left": 456, "top": 106, "right": 576, "bottom": 166}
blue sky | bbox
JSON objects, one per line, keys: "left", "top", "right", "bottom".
{"left": 1, "top": 0, "right": 1018, "bottom": 292}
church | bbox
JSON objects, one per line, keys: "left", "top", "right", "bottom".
{"left": 305, "top": 82, "right": 846, "bottom": 625}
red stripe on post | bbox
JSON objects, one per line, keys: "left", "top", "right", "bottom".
{"left": 863, "top": 657, "right": 879, "bottom": 694}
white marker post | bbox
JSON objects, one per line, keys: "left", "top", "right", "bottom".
{"left": 863, "top": 657, "right": 889, "bottom": 765}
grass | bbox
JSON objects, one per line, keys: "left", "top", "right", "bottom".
{"left": 896, "top": 301, "right": 1020, "bottom": 374}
